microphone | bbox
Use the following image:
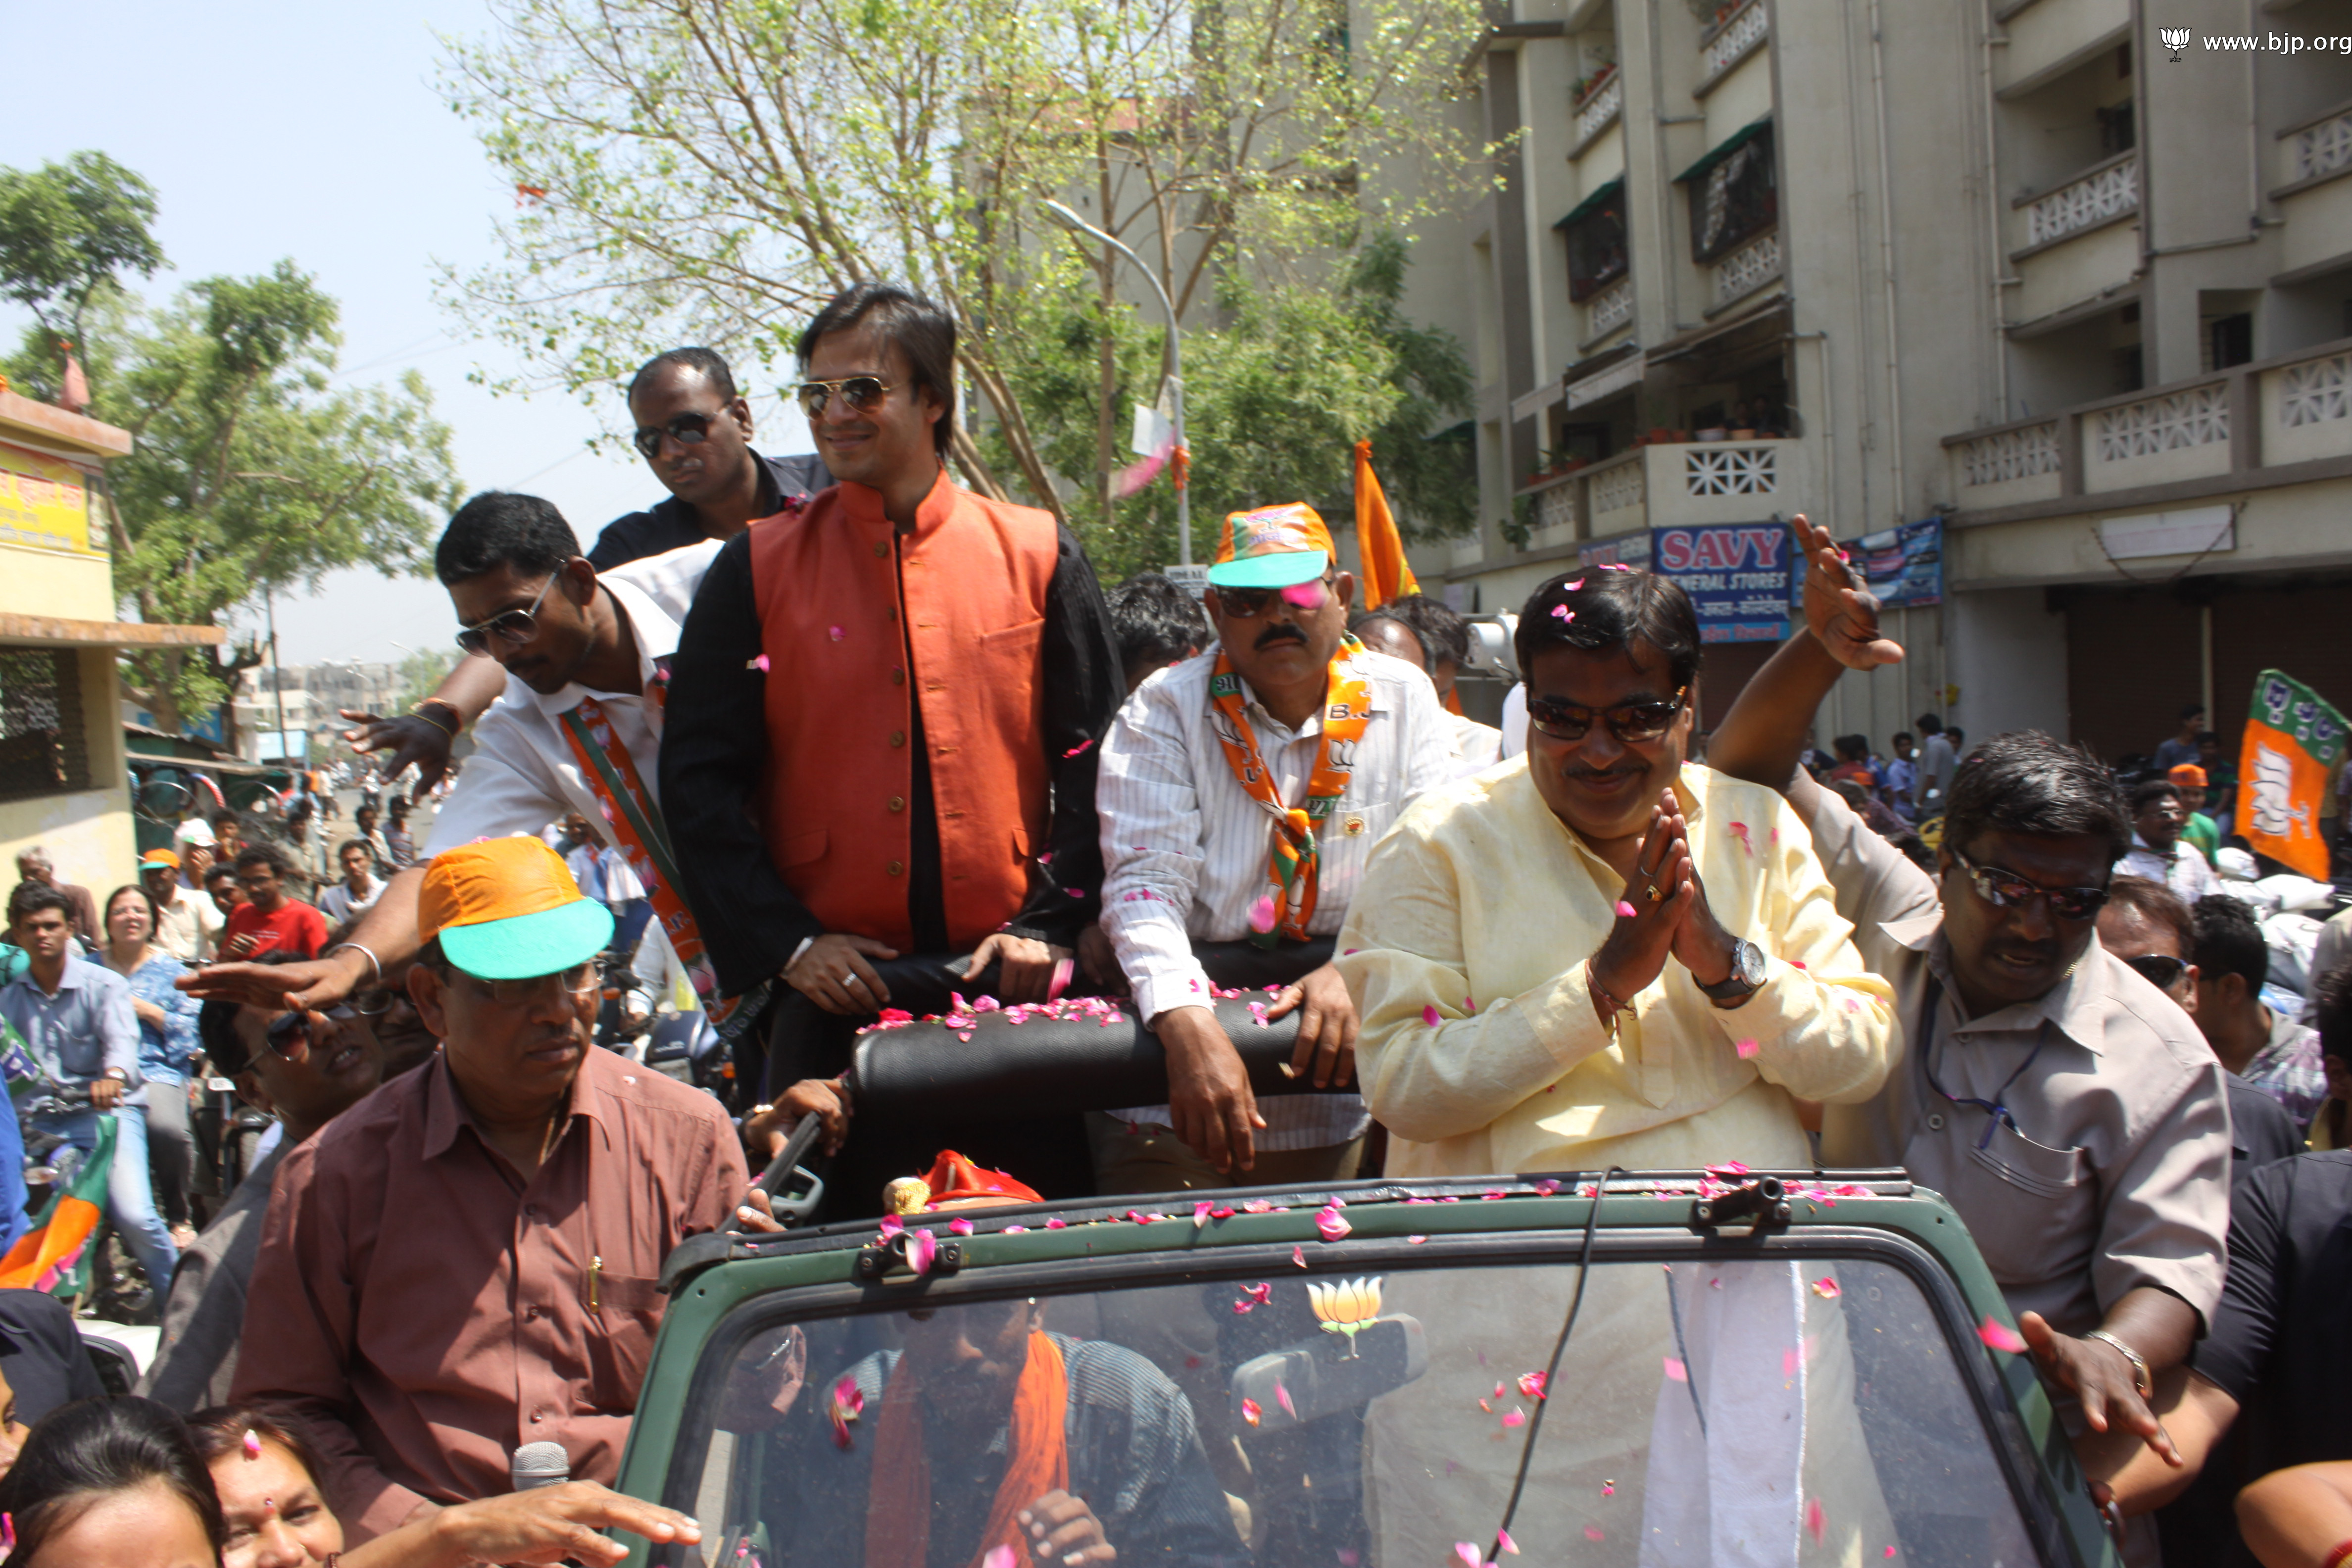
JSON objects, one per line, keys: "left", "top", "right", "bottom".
{"left": 510, "top": 1441, "right": 569, "bottom": 1492}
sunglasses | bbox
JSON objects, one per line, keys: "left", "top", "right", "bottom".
{"left": 455, "top": 575, "right": 558, "bottom": 657}
{"left": 796, "top": 376, "right": 896, "bottom": 419}
{"left": 1528, "top": 686, "right": 1688, "bottom": 744}
{"left": 631, "top": 410, "right": 719, "bottom": 461}
{"left": 261, "top": 1003, "right": 359, "bottom": 1063}
{"left": 1949, "top": 848, "right": 2110, "bottom": 922}
{"left": 460, "top": 962, "right": 601, "bottom": 1009}
{"left": 2121, "top": 953, "right": 2190, "bottom": 990}
{"left": 1215, "top": 576, "right": 1332, "bottom": 620}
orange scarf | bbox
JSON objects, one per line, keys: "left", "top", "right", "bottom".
{"left": 866, "top": 1331, "right": 1070, "bottom": 1568}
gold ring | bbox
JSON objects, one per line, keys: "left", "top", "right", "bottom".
{"left": 1645, "top": 882, "right": 1663, "bottom": 903}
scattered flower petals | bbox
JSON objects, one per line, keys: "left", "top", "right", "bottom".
{"left": 1501, "top": 1407, "right": 1526, "bottom": 1427}
{"left": 1230, "top": 1282, "right": 1272, "bottom": 1315}
{"left": 1735, "top": 1038, "right": 1760, "bottom": 1059}
{"left": 878, "top": 1215, "right": 903, "bottom": 1240}
{"left": 1242, "top": 1199, "right": 1278, "bottom": 1214}
{"left": 1790, "top": 958, "right": 1805, "bottom": 969}
{"left": 1316, "top": 1205, "right": 1352, "bottom": 1242}
{"left": 1977, "top": 1317, "right": 2029, "bottom": 1354}
{"left": 1063, "top": 738, "right": 1095, "bottom": 758}
{"left": 1533, "top": 1178, "right": 1560, "bottom": 1195}
{"left": 1277, "top": 1382, "right": 1297, "bottom": 1419}
{"left": 1663, "top": 1356, "right": 1688, "bottom": 1382}
{"left": 827, "top": 625, "right": 844, "bottom": 641}
{"left": 1195, "top": 1200, "right": 1216, "bottom": 1228}
{"left": 905, "top": 1228, "right": 938, "bottom": 1275}
{"left": 983, "top": 1549, "right": 1017, "bottom": 1568}
{"left": 1885, "top": 1549, "right": 1898, "bottom": 1559}
{"left": 746, "top": 653, "right": 771, "bottom": 672}
{"left": 1585, "top": 1525, "right": 1607, "bottom": 1542}
{"left": 242, "top": 1429, "right": 262, "bottom": 1460}
{"left": 1602, "top": 1479, "right": 1616, "bottom": 1496}
{"left": 948, "top": 1217, "right": 974, "bottom": 1236}
{"left": 1407, "top": 1234, "right": 1427, "bottom": 1244}
{"left": 1044, "top": 1217, "right": 1068, "bottom": 1229}
{"left": 1248, "top": 893, "right": 1279, "bottom": 933}
{"left": 1727, "top": 821, "right": 1753, "bottom": 858}
{"left": 1550, "top": 605, "right": 1575, "bottom": 623}
{"left": 828, "top": 1376, "right": 866, "bottom": 1448}
{"left": 1293, "top": 1245, "right": 1308, "bottom": 1268}
{"left": 1564, "top": 578, "right": 1585, "bottom": 591}
{"left": 1455, "top": 1546, "right": 1481, "bottom": 1568}
{"left": 1807, "top": 1498, "right": 1826, "bottom": 1544}
{"left": 1615, "top": 900, "right": 1638, "bottom": 919}
{"left": 1498, "top": 1530, "right": 1520, "bottom": 1557}
{"left": 1812, "top": 1277, "right": 1840, "bottom": 1299}
{"left": 1423, "top": 1003, "right": 1443, "bottom": 1028}
{"left": 1240, "top": 1398, "right": 1262, "bottom": 1427}
{"left": 1003, "top": 1225, "right": 1028, "bottom": 1233}
{"left": 1517, "top": 1371, "right": 1548, "bottom": 1400}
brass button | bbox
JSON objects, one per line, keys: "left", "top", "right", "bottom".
{"left": 890, "top": 668, "right": 906, "bottom": 685}
{"left": 873, "top": 540, "right": 887, "bottom": 557}
{"left": 887, "top": 859, "right": 905, "bottom": 876}
{"left": 888, "top": 795, "right": 906, "bottom": 812}
{"left": 889, "top": 730, "right": 906, "bottom": 747}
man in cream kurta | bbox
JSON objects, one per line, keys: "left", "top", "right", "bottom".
{"left": 1341, "top": 758, "right": 1895, "bottom": 1176}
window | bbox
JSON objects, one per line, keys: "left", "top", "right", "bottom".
{"left": 0, "top": 650, "right": 89, "bottom": 803}
{"left": 1560, "top": 182, "right": 1628, "bottom": 301}
{"left": 1687, "top": 123, "right": 1777, "bottom": 264}
{"left": 2208, "top": 313, "right": 2253, "bottom": 371}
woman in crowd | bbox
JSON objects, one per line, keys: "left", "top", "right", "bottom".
{"left": 189, "top": 1404, "right": 702, "bottom": 1567}
{"left": 0, "top": 1396, "right": 224, "bottom": 1568}
{"left": 98, "top": 884, "right": 203, "bottom": 1251}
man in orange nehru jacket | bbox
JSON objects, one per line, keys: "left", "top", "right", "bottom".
{"left": 662, "top": 282, "right": 1123, "bottom": 1207}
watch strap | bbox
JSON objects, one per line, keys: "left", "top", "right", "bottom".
{"left": 1698, "top": 939, "right": 1764, "bottom": 1003}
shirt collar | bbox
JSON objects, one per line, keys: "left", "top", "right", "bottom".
{"left": 1907, "top": 925, "right": 2107, "bottom": 1055}
{"left": 837, "top": 466, "right": 958, "bottom": 537}
{"left": 529, "top": 574, "right": 677, "bottom": 717}
{"left": 18, "top": 955, "right": 92, "bottom": 996}
{"left": 1234, "top": 651, "right": 1394, "bottom": 741}
{"left": 420, "top": 1041, "right": 612, "bottom": 1162}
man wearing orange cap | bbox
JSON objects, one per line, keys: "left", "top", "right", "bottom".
{"left": 233, "top": 837, "right": 747, "bottom": 1541}
{"left": 142, "top": 848, "right": 222, "bottom": 963}
{"left": 2168, "top": 763, "right": 2222, "bottom": 867}
{"left": 1093, "top": 503, "right": 1455, "bottom": 1185}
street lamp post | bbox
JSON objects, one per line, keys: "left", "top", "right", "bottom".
{"left": 1041, "top": 199, "right": 1193, "bottom": 573}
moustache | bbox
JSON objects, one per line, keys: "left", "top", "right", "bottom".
{"left": 1254, "top": 625, "right": 1307, "bottom": 649}
{"left": 1984, "top": 938, "right": 2061, "bottom": 966}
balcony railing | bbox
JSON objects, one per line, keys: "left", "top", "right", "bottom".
{"left": 1573, "top": 71, "right": 1623, "bottom": 151}
{"left": 2020, "top": 153, "right": 2139, "bottom": 249}
{"left": 1587, "top": 277, "right": 1634, "bottom": 340}
{"left": 1944, "top": 337, "right": 2352, "bottom": 512}
{"left": 1502, "top": 439, "right": 1807, "bottom": 555}
{"left": 1699, "top": 0, "right": 1768, "bottom": 84}
{"left": 2290, "top": 104, "right": 2352, "bottom": 185}
{"left": 1713, "top": 231, "right": 1781, "bottom": 308}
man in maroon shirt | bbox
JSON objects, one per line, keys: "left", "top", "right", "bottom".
{"left": 233, "top": 836, "right": 748, "bottom": 1541}
{"left": 220, "top": 844, "right": 330, "bottom": 962}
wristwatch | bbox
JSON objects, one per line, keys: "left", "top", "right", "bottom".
{"left": 100, "top": 1067, "right": 128, "bottom": 1082}
{"left": 1697, "top": 938, "right": 1767, "bottom": 1008}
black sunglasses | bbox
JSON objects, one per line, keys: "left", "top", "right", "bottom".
{"left": 262, "top": 1001, "right": 362, "bottom": 1064}
{"left": 796, "top": 376, "right": 895, "bottom": 419}
{"left": 454, "top": 575, "right": 557, "bottom": 657}
{"left": 1215, "top": 575, "right": 1334, "bottom": 620}
{"left": 2121, "top": 953, "right": 2189, "bottom": 990}
{"left": 631, "top": 411, "right": 715, "bottom": 461}
{"left": 1528, "top": 686, "right": 1689, "bottom": 744}
{"left": 1949, "top": 848, "right": 2110, "bottom": 922}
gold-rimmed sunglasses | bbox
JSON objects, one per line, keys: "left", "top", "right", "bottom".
{"left": 796, "top": 376, "right": 897, "bottom": 419}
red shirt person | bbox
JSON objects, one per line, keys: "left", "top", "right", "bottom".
{"left": 220, "top": 844, "right": 330, "bottom": 961}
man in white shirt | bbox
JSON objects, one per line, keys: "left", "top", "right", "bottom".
{"left": 1094, "top": 503, "right": 1455, "bottom": 1188}
{"left": 2120, "top": 779, "right": 2215, "bottom": 903}
{"left": 315, "top": 839, "right": 387, "bottom": 928}
{"left": 143, "top": 849, "right": 223, "bottom": 963}
{"left": 183, "top": 492, "right": 719, "bottom": 1018}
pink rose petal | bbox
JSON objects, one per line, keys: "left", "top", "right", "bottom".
{"left": 747, "top": 653, "right": 771, "bottom": 672}
{"left": 1240, "top": 1397, "right": 1262, "bottom": 1426}
{"left": 1602, "top": 1479, "right": 1616, "bottom": 1495}
{"left": 1807, "top": 1498, "right": 1826, "bottom": 1544}
{"left": 1812, "top": 1277, "right": 1840, "bottom": 1299}
{"left": 1585, "top": 1525, "right": 1607, "bottom": 1542}
{"left": 1564, "top": 578, "right": 1585, "bottom": 591}
{"left": 1663, "top": 1356, "right": 1688, "bottom": 1381}
{"left": 1422, "top": 1003, "right": 1443, "bottom": 1027}
{"left": 983, "top": 1550, "right": 1017, "bottom": 1568}
{"left": 828, "top": 625, "right": 844, "bottom": 641}
{"left": 1497, "top": 1529, "right": 1520, "bottom": 1557}
{"left": 905, "top": 1228, "right": 937, "bottom": 1275}
{"left": 1248, "top": 893, "right": 1279, "bottom": 933}
{"left": 1501, "top": 1407, "right": 1526, "bottom": 1427}
{"left": 1316, "top": 1205, "right": 1352, "bottom": 1242}
{"left": 1977, "top": 1317, "right": 2029, "bottom": 1354}
{"left": 1735, "top": 1038, "right": 1760, "bottom": 1059}
{"left": 1517, "top": 1371, "right": 1548, "bottom": 1400}
{"left": 1455, "top": 1546, "right": 1481, "bottom": 1568}
{"left": 1615, "top": 900, "right": 1638, "bottom": 919}
{"left": 1292, "top": 1245, "right": 1308, "bottom": 1268}
{"left": 948, "top": 1217, "right": 974, "bottom": 1236}
{"left": 1044, "top": 1217, "right": 1067, "bottom": 1228}
{"left": 1277, "top": 1382, "right": 1297, "bottom": 1419}
{"left": 1407, "top": 1234, "right": 1427, "bottom": 1243}
{"left": 1550, "top": 605, "right": 1574, "bottom": 622}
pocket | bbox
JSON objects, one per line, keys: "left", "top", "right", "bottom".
{"left": 780, "top": 829, "right": 828, "bottom": 869}
{"left": 584, "top": 1271, "right": 665, "bottom": 1397}
{"left": 976, "top": 616, "right": 1047, "bottom": 669}
{"left": 1967, "top": 1120, "right": 2088, "bottom": 1197}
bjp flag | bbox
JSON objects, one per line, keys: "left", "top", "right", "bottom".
{"left": 2235, "top": 669, "right": 2349, "bottom": 881}
{"left": 1353, "top": 440, "right": 1418, "bottom": 609}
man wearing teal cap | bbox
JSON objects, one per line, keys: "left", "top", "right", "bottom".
{"left": 235, "top": 835, "right": 748, "bottom": 1539}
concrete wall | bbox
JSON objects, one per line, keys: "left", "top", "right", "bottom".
{"left": 1948, "top": 587, "right": 2069, "bottom": 744}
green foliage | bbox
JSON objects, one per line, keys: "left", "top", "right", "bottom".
{"left": 0, "top": 151, "right": 166, "bottom": 354}
{"left": 393, "top": 648, "right": 461, "bottom": 714}
{"left": 2, "top": 264, "right": 462, "bottom": 739}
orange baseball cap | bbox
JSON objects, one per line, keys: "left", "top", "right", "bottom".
{"left": 139, "top": 848, "right": 180, "bottom": 870}
{"left": 418, "top": 835, "right": 613, "bottom": 980}
{"left": 1210, "top": 502, "right": 1334, "bottom": 589}
{"left": 2167, "top": 763, "right": 2208, "bottom": 787}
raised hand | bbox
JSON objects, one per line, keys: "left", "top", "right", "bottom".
{"left": 1794, "top": 515, "right": 1905, "bottom": 671}
{"left": 1589, "top": 790, "right": 1698, "bottom": 1011}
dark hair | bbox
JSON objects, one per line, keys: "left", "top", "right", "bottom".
{"left": 196, "top": 955, "right": 294, "bottom": 1078}
{"left": 1891, "top": 731, "right": 1914, "bottom": 749}
{"left": 1381, "top": 593, "right": 1472, "bottom": 672}
{"left": 1107, "top": 573, "right": 1210, "bottom": 670}
{"left": 2316, "top": 958, "right": 2352, "bottom": 1065}
{"left": 2181, "top": 702, "right": 2206, "bottom": 721}
{"left": 103, "top": 883, "right": 159, "bottom": 939}
{"left": 211, "top": 810, "right": 240, "bottom": 830}
{"left": 626, "top": 346, "right": 737, "bottom": 406}
{"left": 202, "top": 864, "right": 239, "bottom": 887}
{"left": 1942, "top": 731, "right": 2131, "bottom": 865}
{"left": 2129, "top": 780, "right": 2180, "bottom": 814}
{"left": 1348, "top": 610, "right": 1423, "bottom": 664}
{"left": 334, "top": 838, "right": 373, "bottom": 864}
{"left": 1833, "top": 734, "right": 1869, "bottom": 763}
{"left": 434, "top": 491, "right": 582, "bottom": 587}
{"left": 0, "top": 1397, "right": 226, "bottom": 1562}
{"left": 233, "top": 843, "right": 295, "bottom": 880}
{"left": 186, "top": 1404, "right": 333, "bottom": 1495}
{"left": 7, "top": 882, "right": 71, "bottom": 928}
{"left": 1915, "top": 714, "right": 1943, "bottom": 735}
{"left": 2192, "top": 893, "right": 2270, "bottom": 990}
{"left": 2197, "top": 730, "right": 2221, "bottom": 747}
{"left": 1514, "top": 570, "right": 1701, "bottom": 693}
{"left": 1948, "top": 728, "right": 1966, "bottom": 748}
{"left": 2102, "top": 875, "right": 2195, "bottom": 957}
{"left": 795, "top": 282, "right": 957, "bottom": 457}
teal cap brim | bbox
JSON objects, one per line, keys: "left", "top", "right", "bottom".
{"left": 1207, "top": 549, "right": 1329, "bottom": 589}
{"left": 438, "top": 897, "right": 614, "bottom": 981}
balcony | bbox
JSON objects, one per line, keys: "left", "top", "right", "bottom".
{"left": 1698, "top": 0, "right": 1768, "bottom": 92}
{"left": 2008, "top": 152, "right": 2140, "bottom": 324}
{"left": 1942, "top": 337, "right": 2352, "bottom": 518}
{"left": 1991, "top": 0, "right": 2128, "bottom": 98}
{"left": 2273, "top": 99, "right": 2352, "bottom": 281}
{"left": 1572, "top": 69, "right": 1622, "bottom": 154}
{"left": 1515, "top": 438, "right": 1810, "bottom": 554}
{"left": 1585, "top": 276, "right": 1634, "bottom": 343}
{"left": 1712, "top": 231, "right": 1781, "bottom": 311}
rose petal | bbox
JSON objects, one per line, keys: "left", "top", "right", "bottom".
{"left": 1248, "top": 893, "right": 1279, "bottom": 933}
{"left": 948, "top": 1217, "right": 974, "bottom": 1236}
{"left": 1517, "top": 1371, "right": 1548, "bottom": 1400}
{"left": 1292, "top": 1245, "right": 1308, "bottom": 1268}
{"left": 1585, "top": 1526, "right": 1606, "bottom": 1542}
{"left": 747, "top": 653, "right": 771, "bottom": 672}
{"left": 1977, "top": 1316, "right": 2029, "bottom": 1354}
{"left": 828, "top": 625, "right": 844, "bottom": 641}
{"left": 1615, "top": 900, "right": 1638, "bottom": 919}
{"left": 1812, "top": 1277, "right": 1840, "bottom": 1299}
{"left": 1663, "top": 1356, "right": 1687, "bottom": 1382}
{"left": 1063, "top": 738, "right": 1094, "bottom": 758}
{"left": 1735, "top": 1038, "right": 1760, "bottom": 1059}
{"left": 1455, "top": 1546, "right": 1481, "bottom": 1568}
{"left": 1497, "top": 1529, "right": 1519, "bottom": 1556}
{"left": 1044, "top": 1218, "right": 1067, "bottom": 1229}
{"left": 1550, "top": 604, "right": 1574, "bottom": 622}
{"left": 1807, "top": 1498, "right": 1826, "bottom": 1544}
{"left": 1602, "top": 1479, "right": 1616, "bottom": 1496}
{"left": 1316, "top": 1205, "right": 1352, "bottom": 1242}
{"left": 1422, "top": 1003, "right": 1442, "bottom": 1027}
{"left": 1240, "top": 1397, "right": 1262, "bottom": 1427}
{"left": 1501, "top": 1407, "right": 1526, "bottom": 1427}
{"left": 983, "top": 1549, "right": 1018, "bottom": 1568}
{"left": 1407, "top": 1234, "right": 1427, "bottom": 1243}
{"left": 905, "top": 1228, "right": 937, "bottom": 1275}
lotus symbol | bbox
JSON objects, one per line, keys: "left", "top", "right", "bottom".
{"left": 1306, "top": 1275, "right": 1384, "bottom": 1357}
{"left": 2159, "top": 26, "right": 2190, "bottom": 59}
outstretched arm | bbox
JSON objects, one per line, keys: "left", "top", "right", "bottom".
{"left": 1707, "top": 516, "right": 1906, "bottom": 797}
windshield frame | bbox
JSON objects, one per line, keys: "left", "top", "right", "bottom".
{"left": 632, "top": 1207, "right": 2101, "bottom": 1568}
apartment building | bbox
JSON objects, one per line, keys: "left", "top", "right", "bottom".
{"left": 1431, "top": 0, "right": 2352, "bottom": 756}
{"left": 234, "top": 660, "right": 403, "bottom": 760}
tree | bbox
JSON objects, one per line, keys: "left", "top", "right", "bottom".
{"left": 4, "top": 265, "right": 463, "bottom": 744}
{"left": 0, "top": 151, "right": 167, "bottom": 374}
{"left": 439, "top": 0, "right": 1494, "bottom": 562}
{"left": 393, "top": 648, "right": 460, "bottom": 714}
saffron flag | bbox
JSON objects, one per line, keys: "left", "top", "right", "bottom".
{"left": 0, "top": 1112, "right": 115, "bottom": 1296}
{"left": 2236, "top": 669, "right": 2349, "bottom": 881}
{"left": 1353, "top": 441, "right": 1418, "bottom": 609}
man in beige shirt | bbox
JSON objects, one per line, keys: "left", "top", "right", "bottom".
{"left": 1339, "top": 567, "right": 1897, "bottom": 1177}
{"left": 1707, "top": 516, "right": 2229, "bottom": 1487}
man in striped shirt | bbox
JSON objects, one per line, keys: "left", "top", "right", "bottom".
{"left": 1092, "top": 504, "right": 1454, "bottom": 1189}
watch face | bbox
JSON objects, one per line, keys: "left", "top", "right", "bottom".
{"left": 1736, "top": 940, "right": 1767, "bottom": 987}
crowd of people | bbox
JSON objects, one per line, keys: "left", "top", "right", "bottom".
{"left": 0, "top": 278, "right": 2338, "bottom": 1567}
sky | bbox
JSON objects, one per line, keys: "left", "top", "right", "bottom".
{"left": 1, "top": 0, "right": 814, "bottom": 672}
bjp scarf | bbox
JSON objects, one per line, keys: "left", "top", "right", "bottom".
{"left": 1208, "top": 633, "right": 1372, "bottom": 948}
{"left": 865, "top": 1330, "right": 1070, "bottom": 1568}
{"left": 558, "top": 689, "right": 757, "bottom": 1035}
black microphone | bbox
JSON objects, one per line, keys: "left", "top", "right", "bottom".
{"left": 510, "top": 1441, "right": 569, "bottom": 1492}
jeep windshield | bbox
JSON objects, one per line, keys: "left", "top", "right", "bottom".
{"left": 641, "top": 1181, "right": 2065, "bottom": 1568}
